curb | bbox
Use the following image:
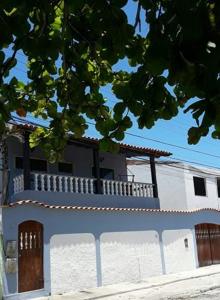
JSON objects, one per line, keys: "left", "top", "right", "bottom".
{"left": 50, "top": 268, "right": 220, "bottom": 300}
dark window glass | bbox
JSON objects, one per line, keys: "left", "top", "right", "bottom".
{"left": 92, "top": 167, "right": 114, "bottom": 180}
{"left": 30, "top": 159, "right": 47, "bottom": 172}
{"left": 15, "top": 157, "right": 23, "bottom": 169}
{"left": 217, "top": 178, "right": 220, "bottom": 198}
{"left": 193, "top": 176, "right": 206, "bottom": 196}
{"left": 58, "top": 162, "right": 73, "bottom": 174}
{"left": 15, "top": 157, "right": 47, "bottom": 172}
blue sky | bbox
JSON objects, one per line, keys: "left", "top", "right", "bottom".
{"left": 6, "top": 2, "right": 220, "bottom": 169}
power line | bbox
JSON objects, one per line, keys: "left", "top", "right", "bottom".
{"left": 133, "top": 156, "right": 220, "bottom": 177}
{"left": 137, "top": 155, "right": 220, "bottom": 171}
{"left": 11, "top": 115, "right": 220, "bottom": 161}
{"left": 10, "top": 115, "right": 220, "bottom": 171}
{"left": 86, "top": 120, "right": 220, "bottom": 160}
{"left": 125, "top": 131, "right": 220, "bottom": 159}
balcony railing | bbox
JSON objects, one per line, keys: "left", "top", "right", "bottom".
{"left": 13, "top": 173, "right": 154, "bottom": 198}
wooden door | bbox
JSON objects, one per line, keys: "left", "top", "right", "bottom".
{"left": 195, "top": 223, "right": 212, "bottom": 267}
{"left": 209, "top": 224, "right": 220, "bottom": 264}
{"left": 18, "top": 221, "right": 44, "bottom": 292}
{"left": 195, "top": 223, "right": 220, "bottom": 267}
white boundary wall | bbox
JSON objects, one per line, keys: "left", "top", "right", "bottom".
{"left": 4, "top": 205, "right": 220, "bottom": 297}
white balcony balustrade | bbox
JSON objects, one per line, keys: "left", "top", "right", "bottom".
{"left": 33, "top": 174, "right": 95, "bottom": 194}
{"left": 13, "top": 174, "right": 24, "bottom": 194}
{"left": 13, "top": 173, "right": 154, "bottom": 198}
{"left": 102, "top": 179, "right": 154, "bottom": 197}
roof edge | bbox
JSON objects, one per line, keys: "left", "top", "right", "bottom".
{"left": 10, "top": 122, "right": 172, "bottom": 158}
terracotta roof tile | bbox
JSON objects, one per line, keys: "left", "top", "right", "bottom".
{"left": 13, "top": 123, "right": 172, "bottom": 157}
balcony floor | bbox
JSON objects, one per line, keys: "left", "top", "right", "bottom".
{"left": 12, "top": 190, "right": 160, "bottom": 209}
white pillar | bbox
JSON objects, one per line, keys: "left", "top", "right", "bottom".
{"left": 158, "top": 230, "right": 166, "bottom": 275}
{"left": 44, "top": 239, "right": 51, "bottom": 295}
{"left": 95, "top": 234, "right": 102, "bottom": 287}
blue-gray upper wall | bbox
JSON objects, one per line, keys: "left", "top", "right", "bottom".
{"left": 7, "top": 136, "right": 129, "bottom": 197}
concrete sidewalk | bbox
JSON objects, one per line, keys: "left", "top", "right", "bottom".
{"left": 37, "top": 265, "right": 220, "bottom": 300}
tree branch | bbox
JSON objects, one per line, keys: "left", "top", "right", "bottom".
{"left": 134, "top": 2, "right": 141, "bottom": 32}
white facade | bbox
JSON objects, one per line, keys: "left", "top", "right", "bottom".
{"left": 3, "top": 133, "right": 220, "bottom": 300}
{"left": 2, "top": 203, "right": 207, "bottom": 298}
{"left": 128, "top": 160, "right": 220, "bottom": 210}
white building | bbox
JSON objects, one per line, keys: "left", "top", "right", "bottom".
{"left": 1, "top": 123, "right": 220, "bottom": 300}
{"left": 127, "top": 159, "right": 220, "bottom": 210}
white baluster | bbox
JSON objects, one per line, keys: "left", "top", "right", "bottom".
{"left": 34, "top": 174, "right": 38, "bottom": 191}
{"left": 145, "top": 184, "right": 148, "bottom": 197}
{"left": 102, "top": 180, "right": 106, "bottom": 195}
{"left": 139, "top": 183, "right": 143, "bottom": 197}
{"left": 136, "top": 184, "right": 139, "bottom": 197}
{"left": 17, "top": 177, "right": 19, "bottom": 194}
{"left": 139, "top": 183, "right": 142, "bottom": 197}
{"left": 127, "top": 183, "right": 131, "bottom": 196}
{"left": 16, "top": 177, "right": 19, "bottom": 193}
{"left": 41, "top": 174, "right": 45, "bottom": 191}
{"left": 90, "top": 179, "right": 94, "bottom": 194}
{"left": 123, "top": 182, "right": 128, "bottom": 196}
{"left": 106, "top": 181, "right": 110, "bottom": 195}
{"left": 115, "top": 181, "right": 118, "bottom": 195}
{"left": 21, "top": 175, "right": 24, "bottom": 192}
{"left": 53, "top": 175, "right": 57, "bottom": 192}
{"left": 47, "top": 175, "right": 51, "bottom": 192}
{"left": 13, "top": 178, "right": 17, "bottom": 194}
{"left": 146, "top": 184, "right": 149, "bottom": 197}
{"left": 58, "top": 176, "right": 62, "bottom": 192}
{"left": 64, "top": 176, "right": 68, "bottom": 192}
{"left": 80, "top": 178, "right": 84, "bottom": 193}
{"left": 151, "top": 185, "right": 154, "bottom": 197}
{"left": 143, "top": 184, "right": 147, "bottom": 197}
{"left": 70, "top": 177, "right": 73, "bottom": 192}
{"left": 143, "top": 183, "right": 146, "bottom": 196}
{"left": 85, "top": 178, "right": 89, "bottom": 194}
{"left": 75, "top": 177, "right": 79, "bottom": 193}
{"left": 119, "top": 182, "right": 122, "bottom": 195}
{"left": 131, "top": 182, "right": 134, "bottom": 196}
{"left": 111, "top": 181, "right": 114, "bottom": 195}
{"left": 18, "top": 176, "right": 21, "bottom": 192}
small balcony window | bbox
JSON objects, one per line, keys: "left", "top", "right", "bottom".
{"left": 58, "top": 162, "right": 73, "bottom": 174}
{"left": 92, "top": 167, "right": 114, "bottom": 180}
{"left": 193, "top": 176, "right": 206, "bottom": 196}
{"left": 15, "top": 157, "right": 47, "bottom": 172}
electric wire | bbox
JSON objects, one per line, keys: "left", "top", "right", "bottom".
{"left": 10, "top": 116, "right": 220, "bottom": 171}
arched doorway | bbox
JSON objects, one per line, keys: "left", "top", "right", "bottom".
{"left": 18, "top": 220, "right": 44, "bottom": 292}
{"left": 195, "top": 223, "right": 220, "bottom": 267}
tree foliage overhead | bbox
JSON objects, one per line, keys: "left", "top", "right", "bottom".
{"left": 0, "top": 0, "right": 220, "bottom": 159}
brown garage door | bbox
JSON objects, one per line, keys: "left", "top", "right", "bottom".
{"left": 18, "top": 220, "right": 44, "bottom": 292}
{"left": 195, "top": 223, "right": 220, "bottom": 267}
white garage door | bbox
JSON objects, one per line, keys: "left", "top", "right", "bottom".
{"left": 50, "top": 233, "right": 97, "bottom": 294}
{"left": 100, "top": 231, "right": 162, "bottom": 285}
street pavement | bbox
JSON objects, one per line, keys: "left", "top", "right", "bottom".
{"left": 37, "top": 265, "right": 220, "bottom": 300}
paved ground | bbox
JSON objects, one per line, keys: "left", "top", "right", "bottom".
{"left": 37, "top": 265, "right": 220, "bottom": 300}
